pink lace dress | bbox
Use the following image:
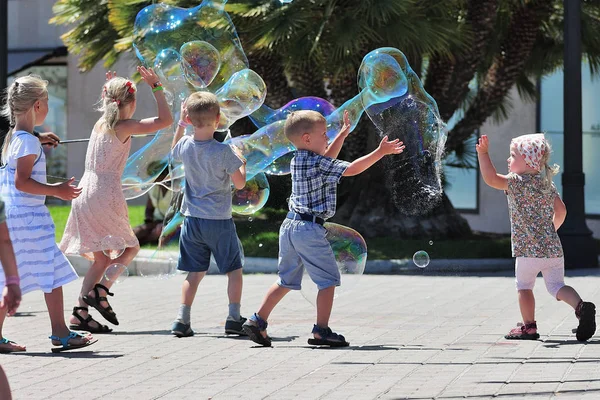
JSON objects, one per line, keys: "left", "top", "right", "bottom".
{"left": 60, "top": 126, "right": 139, "bottom": 260}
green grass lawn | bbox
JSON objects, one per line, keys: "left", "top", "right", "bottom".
{"left": 49, "top": 205, "right": 517, "bottom": 259}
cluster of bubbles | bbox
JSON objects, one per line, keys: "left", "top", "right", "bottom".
{"left": 112, "top": 1, "right": 446, "bottom": 292}
{"left": 101, "top": 235, "right": 129, "bottom": 284}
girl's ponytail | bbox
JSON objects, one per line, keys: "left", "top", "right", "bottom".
{"left": 540, "top": 138, "right": 560, "bottom": 192}
{"left": 1, "top": 76, "right": 48, "bottom": 165}
{"left": 97, "top": 77, "right": 136, "bottom": 132}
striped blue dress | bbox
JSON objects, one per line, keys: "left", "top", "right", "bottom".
{"left": 0, "top": 131, "right": 78, "bottom": 295}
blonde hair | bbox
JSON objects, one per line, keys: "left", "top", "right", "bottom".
{"left": 185, "top": 92, "right": 220, "bottom": 128}
{"left": 539, "top": 138, "right": 560, "bottom": 192}
{"left": 284, "top": 110, "right": 326, "bottom": 141}
{"left": 1, "top": 75, "right": 48, "bottom": 164}
{"left": 97, "top": 77, "right": 137, "bottom": 131}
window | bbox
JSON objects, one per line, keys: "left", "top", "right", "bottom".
{"left": 539, "top": 61, "right": 600, "bottom": 216}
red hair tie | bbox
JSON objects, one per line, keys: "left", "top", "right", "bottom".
{"left": 113, "top": 98, "right": 121, "bottom": 106}
{"left": 125, "top": 81, "right": 135, "bottom": 94}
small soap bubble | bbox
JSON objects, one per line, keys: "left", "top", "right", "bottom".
{"left": 429, "top": 240, "right": 433, "bottom": 246}
{"left": 413, "top": 251, "right": 430, "bottom": 268}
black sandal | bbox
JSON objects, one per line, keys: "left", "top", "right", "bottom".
{"left": 82, "top": 283, "right": 119, "bottom": 325}
{"left": 307, "top": 325, "right": 349, "bottom": 347}
{"left": 69, "top": 307, "right": 113, "bottom": 333}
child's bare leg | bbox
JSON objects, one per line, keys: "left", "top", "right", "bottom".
{"left": 257, "top": 282, "right": 291, "bottom": 321}
{"left": 98, "top": 245, "right": 140, "bottom": 291}
{"left": 0, "top": 306, "right": 25, "bottom": 352}
{"left": 76, "top": 251, "right": 111, "bottom": 309}
{"left": 518, "top": 289, "right": 535, "bottom": 324}
{"left": 173, "top": 271, "right": 205, "bottom": 329}
{"left": 46, "top": 287, "right": 91, "bottom": 346}
{"left": 226, "top": 269, "right": 242, "bottom": 319}
{"left": 315, "top": 286, "right": 335, "bottom": 332}
{"left": 181, "top": 271, "right": 205, "bottom": 306}
{"left": 0, "top": 366, "right": 12, "bottom": 400}
{"left": 556, "top": 286, "right": 582, "bottom": 309}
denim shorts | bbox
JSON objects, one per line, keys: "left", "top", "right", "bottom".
{"left": 277, "top": 218, "right": 340, "bottom": 290}
{"left": 177, "top": 216, "right": 242, "bottom": 274}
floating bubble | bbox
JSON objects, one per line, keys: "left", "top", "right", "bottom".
{"left": 413, "top": 251, "right": 430, "bottom": 268}
{"left": 232, "top": 172, "right": 270, "bottom": 215}
{"left": 139, "top": 249, "right": 177, "bottom": 279}
{"left": 104, "top": 263, "right": 129, "bottom": 284}
{"left": 300, "top": 223, "right": 367, "bottom": 307}
{"left": 359, "top": 48, "right": 446, "bottom": 215}
{"left": 180, "top": 40, "right": 221, "bottom": 88}
{"left": 248, "top": 217, "right": 254, "bottom": 222}
{"left": 264, "top": 152, "right": 293, "bottom": 176}
{"left": 258, "top": 243, "right": 263, "bottom": 248}
{"left": 429, "top": 240, "right": 433, "bottom": 246}
{"left": 101, "top": 235, "right": 126, "bottom": 260}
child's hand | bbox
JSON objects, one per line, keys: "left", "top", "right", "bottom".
{"left": 377, "top": 136, "right": 405, "bottom": 156}
{"left": 0, "top": 284, "right": 21, "bottom": 316}
{"left": 105, "top": 71, "right": 117, "bottom": 82}
{"left": 137, "top": 66, "right": 161, "bottom": 87}
{"left": 54, "top": 177, "right": 82, "bottom": 201}
{"left": 340, "top": 110, "right": 351, "bottom": 136}
{"left": 38, "top": 131, "right": 60, "bottom": 148}
{"left": 476, "top": 135, "right": 490, "bottom": 154}
{"left": 179, "top": 99, "right": 189, "bottom": 123}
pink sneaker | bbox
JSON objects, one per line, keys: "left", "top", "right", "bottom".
{"left": 505, "top": 321, "right": 539, "bottom": 340}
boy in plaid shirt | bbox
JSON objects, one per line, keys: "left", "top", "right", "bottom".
{"left": 243, "top": 110, "right": 404, "bottom": 347}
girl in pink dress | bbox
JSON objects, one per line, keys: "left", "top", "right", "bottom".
{"left": 60, "top": 67, "right": 173, "bottom": 332}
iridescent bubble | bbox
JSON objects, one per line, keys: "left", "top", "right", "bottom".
{"left": 101, "top": 235, "right": 126, "bottom": 260}
{"left": 264, "top": 152, "right": 293, "bottom": 176}
{"left": 300, "top": 223, "right": 367, "bottom": 307}
{"left": 139, "top": 249, "right": 177, "bottom": 279}
{"left": 104, "top": 263, "right": 129, "bottom": 284}
{"left": 180, "top": 40, "right": 221, "bottom": 88}
{"left": 413, "top": 251, "right": 430, "bottom": 268}
{"left": 231, "top": 172, "right": 270, "bottom": 215}
{"left": 429, "top": 240, "right": 434, "bottom": 246}
{"left": 248, "top": 217, "right": 254, "bottom": 222}
{"left": 216, "top": 69, "right": 267, "bottom": 131}
{"left": 359, "top": 47, "right": 447, "bottom": 215}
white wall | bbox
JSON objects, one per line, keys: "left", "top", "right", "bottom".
{"left": 8, "top": 0, "right": 67, "bottom": 49}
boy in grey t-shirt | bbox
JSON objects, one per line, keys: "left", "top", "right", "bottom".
{"left": 170, "top": 92, "right": 247, "bottom": 337}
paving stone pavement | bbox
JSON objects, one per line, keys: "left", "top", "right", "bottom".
{"left": 1, "top": 271, "right": 600, "bottom": 400}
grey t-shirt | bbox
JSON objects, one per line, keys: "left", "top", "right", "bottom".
{"left": 171, "top": 136, "right": 243, "bottom": 219}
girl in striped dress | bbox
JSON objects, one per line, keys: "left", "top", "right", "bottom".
{"left": 0, "top": 75, "right": 96, "bottom": 353}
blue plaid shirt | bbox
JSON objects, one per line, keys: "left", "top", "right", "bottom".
{"left": 289, "top": 150, "right": 350, "bottom": 219}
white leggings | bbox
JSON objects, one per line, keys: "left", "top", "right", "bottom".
{"left": 515, "top": 257, "right": 565, "bottom": 299}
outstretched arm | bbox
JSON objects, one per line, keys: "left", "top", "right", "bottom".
{"left": 476, "top": 135, "right": 508, "bottom": 190}
{"left": 324, "top": 110, "right": 350, "bottom": 159}
{"left": 343, "top": 136, "right": 404, "bottom": 177}
{"left": 117, "top": 66, "right": 174, "bottom": 137}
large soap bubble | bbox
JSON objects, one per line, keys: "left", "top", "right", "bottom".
{"left": 300, "top": 223, "right": 367, "bottom": 307}
{"left": 232, "top": 172, "right": 270, "bottom": 215}
{"left": 358, "top": 48, "right": 447, "bottom": 215}
{"left": 180, "top": 40, "right": 221, "bottom": 88}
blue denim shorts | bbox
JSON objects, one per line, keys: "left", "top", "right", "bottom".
{"left": 277, "top": 218, "right": 340, "bottom": 290}
{"left": 177, "top": 216, "right": 242, "bottom": 274}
